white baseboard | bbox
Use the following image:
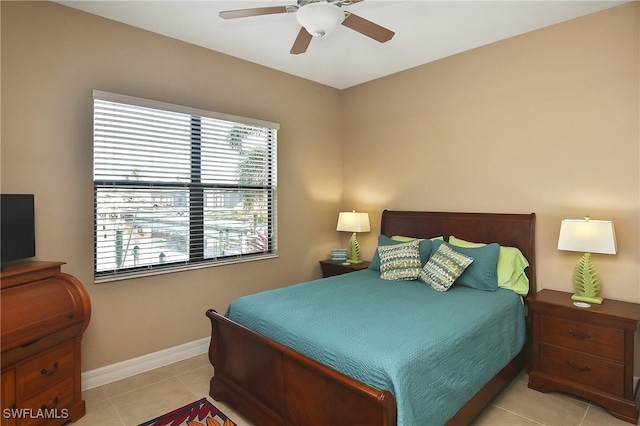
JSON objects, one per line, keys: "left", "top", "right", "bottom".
{"left": 81, "top": 337, "right": 210, "bottom": 391}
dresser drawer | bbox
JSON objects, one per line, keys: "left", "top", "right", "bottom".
{"left": 539, "top": 314, "right": 625, "bottom": 361}
{"left": 16, "top": 342, "right": 74, "bottom": 399}
{"left": 19, "top": 375, "right": 74, "bottom": 426}
{"left": 539, "top": 344, "right": 624, "bottom": 395}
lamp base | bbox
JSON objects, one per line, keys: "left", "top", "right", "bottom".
{"left": 346, "top": 232, "right": 363, "bottom": 264}
{"left": 571, "top": 252, "right": 604, "bottom": 305}
{"left": 571, "top": 293, "right": 603, "bottom": 304}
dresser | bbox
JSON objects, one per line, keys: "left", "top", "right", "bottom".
{"left": 528, "top": 289, "right": 640, "bottom": 424}
{"left": 1, "top": 261, "right": 91, "bottom": 426}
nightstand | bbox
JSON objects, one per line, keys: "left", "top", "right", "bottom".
{"left": 528, "top": 289, "right": 640, "bottom": 424}
{"left": 319, "top": 260, "right": 370, "bottom": 278}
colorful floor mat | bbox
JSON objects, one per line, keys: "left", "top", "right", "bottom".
{"left": 138, "top": 397, "right": 238, "bottom": 426}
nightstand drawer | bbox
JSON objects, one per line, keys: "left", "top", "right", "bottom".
{"left": 539, "top": 314, "right": 625, "bottom": 361}
{"left": 539, "top": 344, "right": 624, "bottom": 396}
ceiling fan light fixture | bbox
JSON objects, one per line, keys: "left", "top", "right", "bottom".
{"left": 296, "top": 2, "right": 345, "bottom": 38}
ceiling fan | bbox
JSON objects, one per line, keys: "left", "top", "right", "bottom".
{"left": 219, "top": 0, "right": 395, "bottom": 55}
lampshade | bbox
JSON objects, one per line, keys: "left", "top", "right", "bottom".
{"left": 557, "top": 219, "right": 617, "bottom": 255}
{"left": 296, "top": 2, "right": 345, "bottom": 38}
{"left": 336, "top": 211, "right": 371, "bottom": 233}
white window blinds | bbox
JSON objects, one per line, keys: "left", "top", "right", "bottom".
{"left": 93, "top": 91, "right": 278, "bottom": 282}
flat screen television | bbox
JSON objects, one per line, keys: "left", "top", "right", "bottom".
{"left": 1, "top": 194, "right": 36, "bottom": 264}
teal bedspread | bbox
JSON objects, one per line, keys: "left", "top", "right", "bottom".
{"left": 226, "top": 269, "right": 525, "bottom": 426}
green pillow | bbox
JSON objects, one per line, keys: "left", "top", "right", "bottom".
{"left": 369, "top": 235, "right": 432, "bottom": 271}
{"left": 390, "top": 235, "right": 416, "bottom": 242}
{"left": 420, "top": 243, "right": 473, "bottom": 291}
{"left": 378, "top": 240, "right": 422, "bottom": 281}
{"left": 449, "top": 236, "right": 529, "bottom": 295}
{"left": 432, "top": 240, "right": 500, "bottom": 291}
{"left": 391, "top": 235, "right": 444, "bottom": 242}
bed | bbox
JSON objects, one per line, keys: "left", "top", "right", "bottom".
{"left": 206, "top": 210, "right": 536, "bottom": 425}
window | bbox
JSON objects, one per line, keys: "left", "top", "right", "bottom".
{"left": 93, "top": 91, "right": 278, "bottom": 282}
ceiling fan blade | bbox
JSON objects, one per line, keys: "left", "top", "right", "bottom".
{"left": 219, "top": 6, "right": 291, "bottom": 20}
{"left": 342, "top": 13, "right": 394, "bottom": 43}
{"left": 290, "top": 27, "right": 313, "bottom": 54}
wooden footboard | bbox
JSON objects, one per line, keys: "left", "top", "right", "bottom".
{"left": 206, "top": 309, "right": 396, "bottom": 426}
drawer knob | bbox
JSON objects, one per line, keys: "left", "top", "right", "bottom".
{"left": 568, "top": 329, "right": 591, "bottom": 340}
{"left": 40, "top": 361, "right": 59, "bottom": 376}
{"left": 567, "top": 361, "right": 591, "bottom": 373}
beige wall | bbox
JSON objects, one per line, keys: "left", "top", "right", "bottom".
{"left": 344, "top": 2, "right": 640, "bottom": 304}
{"left": 1, "top": 1, "right": 639, "bottom": 374}
{"left": 1, "top": 1, "right": 344, "bottom": 371}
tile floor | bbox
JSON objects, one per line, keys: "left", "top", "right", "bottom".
{"left": 76, "top": 353, "right": 637, "bottom": 426}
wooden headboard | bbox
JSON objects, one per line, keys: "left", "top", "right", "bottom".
{"left": 380, "top": 210, "right": 536, "bottom": 295}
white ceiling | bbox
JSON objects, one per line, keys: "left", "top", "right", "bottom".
{"left": 55, "top": 0, "right": 627, "bottom": 89}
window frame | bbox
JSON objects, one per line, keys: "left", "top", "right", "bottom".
{"left": 92, "top": 90, "right": 279, "bottom": 283}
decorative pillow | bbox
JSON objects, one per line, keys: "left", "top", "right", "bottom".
{"left": 391, "top": 235, "right": 444, "bottom": 242}
{"left": 369, "top": 235, "right": 402, "bottom": 271}
{"left": 431, "top": 240, "right": 500, "bottom": 291}
{"left": 449, "top": 236, "right": 529, "bottom": 295}
{"left": 378, "top": 240, "right": 422, "bottom": 281}
{"left": 390, "top": 235, "right": 416, "bottom": 242}
{"left": 370, "top": 235, "right": 432, "bottom": 271}
{"left": 419, "top": 243, "right": 473, "bottom": 291}
{"left": 391, "top": 236, "right": 433, "bottom": 266}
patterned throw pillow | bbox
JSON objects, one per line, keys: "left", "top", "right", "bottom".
{"left": 420, "top": 243, "right": 474, "bottom": 291}
{"left": 378, "top": 240, "right": 422, "bottom": 281}
{"left": 369, "top": 235, "right": 433, "bottom": 271}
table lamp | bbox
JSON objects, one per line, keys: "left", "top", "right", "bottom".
{"left": 557, "top": 216, "right": 617, "bottom": 304}
{"left": 336, "top": 211, "right": 370, "bottom": 264}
